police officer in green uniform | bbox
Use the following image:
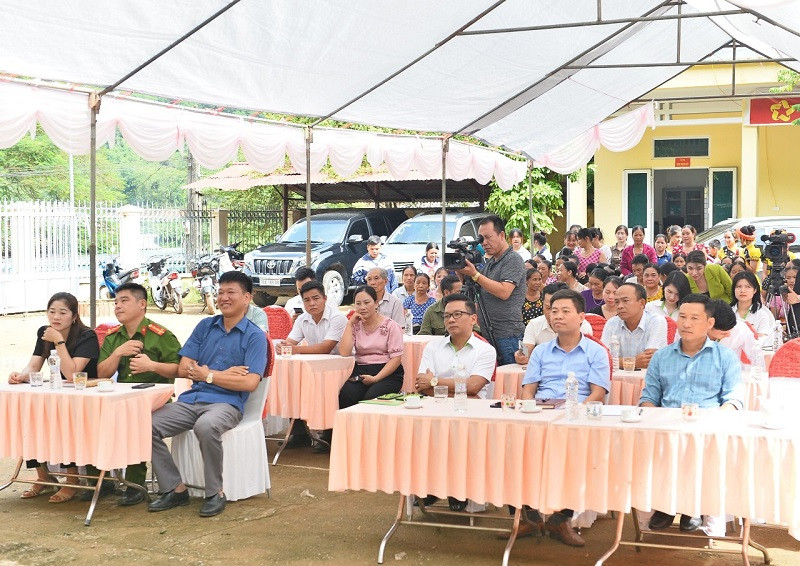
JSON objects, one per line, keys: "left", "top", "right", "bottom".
{"left": 94, "top": 282, "right": 181, "bottom": 506}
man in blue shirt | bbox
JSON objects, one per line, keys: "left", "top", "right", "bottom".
{"left": 517, "top": 289, "right": 610, "bottom": 547}
{"left": 148, "top": 271, "right": 267, "bottom": 518}
{"left": 640, "top": 293, "right": 743, "bottom": 533}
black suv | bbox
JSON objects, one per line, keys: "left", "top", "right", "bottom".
{"left": 243, "top": 210, "right": 408, "bottom": 307}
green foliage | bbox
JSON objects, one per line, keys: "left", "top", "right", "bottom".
{"left": 771, "top": 70, "right": 800, "bottom": 125}
{"left": 487, "top": 168, "right": 564, "bottom": 234}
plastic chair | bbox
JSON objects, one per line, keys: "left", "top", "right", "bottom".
{"left": 584, "top": 313, "right": 607, "bottom": 340}
{"left": 472, "top": 331, "right": 497, "bottom": 381}
{"left": 768, "top": 337, "right": 800, "bottom": 378}
{"left": 664, "top": 316, "right": 677, "bottom": 344}
{"left": 93, "top": 323, "right": 119, "bottom": 347}
{"left": 171, "top": 377, "right": 271, "bottom": 501}
{"left": 262, "top": 332, "right": 275, "bottom": 419}
{"left": 263, "top": 306, "right": 292, "bottom": 340}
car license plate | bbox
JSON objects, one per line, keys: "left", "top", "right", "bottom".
{"left": 262, "top": 276, "right": 281, "bottom": 286}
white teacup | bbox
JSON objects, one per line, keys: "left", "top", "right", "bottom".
{"left": 404, "top": 396, "right": 423, "bottom": 408}
{"left": 520, "top": 399, "right": 538, "bottom": 412}
{"left": 97, "top": 381, "right": 114, "bottom": 392}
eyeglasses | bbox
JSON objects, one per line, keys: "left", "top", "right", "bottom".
{"left": 443, "top": 310, "right": 472, "bottom": 321}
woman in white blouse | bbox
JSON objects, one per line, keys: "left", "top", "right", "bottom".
{"left": 646, "top": 270, "right": 691, "bottom": 321}
{"left": 731, "top": 270, "right": 775, "bottom": 338}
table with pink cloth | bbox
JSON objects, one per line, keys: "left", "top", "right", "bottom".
{"left": 541, "top": 406, "right": 800, "bottom": 563}
{"left": 400, "top": 334, "right": 438, "bottom": 393}
{"left": 266, "top": 354, "right": 355, "bottom": 430}
{"left": 0, "top": 382, "right": 173, "bottom": 471}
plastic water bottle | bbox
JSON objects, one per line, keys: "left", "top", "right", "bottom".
{"left": 773, "top": 321, "right": 783, "bottom": 351}
{"left": 608, "top": 334, "right": 620, "bottom": 371}
{"left": 564, "top": 371, "right": 579, "bottom": 421}
{"left": 48, "top": 349, "right": 62, "bottom": 390}
{"left": 453, "top": 364, "right": 468, "bottom": 413}
{"left": 404, "top": 310, "right": 414, "bottom": 335}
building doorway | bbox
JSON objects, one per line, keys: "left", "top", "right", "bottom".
{"left": 653, "top": 169, "right": 708, "bottom": 235}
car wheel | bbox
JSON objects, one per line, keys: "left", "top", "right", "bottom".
{"left": 252, "top": 291, "right": 278, "bottom": 307}
{"left": 323, "top": 269, "right": 346, "bottom": 308}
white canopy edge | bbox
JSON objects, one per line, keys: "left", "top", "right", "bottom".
{"left": 0, "top": 80, "right": 527, "bottom": 190}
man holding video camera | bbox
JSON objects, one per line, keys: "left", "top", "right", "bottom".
{"left": 458, "top": 215, "right": 526, "bottom": 365}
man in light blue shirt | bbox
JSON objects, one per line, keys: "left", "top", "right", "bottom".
{"left": 640, "top": 293, "right": 742, "bottom": 534}
{"left": 517, "top": 289, "right": 610, "bottom": 547}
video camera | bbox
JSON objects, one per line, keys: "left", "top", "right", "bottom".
{"left": 760, "top": 229, "right": 796, "bottom": 295}
{"left": 443, "top": 235, "right": 484, "bottom": 270}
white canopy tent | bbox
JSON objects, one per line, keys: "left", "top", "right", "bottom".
{"left": 2, "top": 0, "right": 800, "bottom": 324}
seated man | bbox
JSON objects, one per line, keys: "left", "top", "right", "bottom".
{"left": 601, "top": 282, "right": 667, "bottom": 369}
{"left": 96, "top": 282, "right": 181, "bottom": 506}
{"left": 148, "top": 271, "right": 267, "bottom": 518}
{"left": 520, "top": 289, "right": 610, "bottom": 547}
{"left": 418, "top": 275, "right": 478, "bottom": 336}
{"left": 414, "top": 293, "right": 496, "bottom": 398}
{"left": 283, "top": 267, "right": 316, "bottom": 320}
{"left": 515, "top": 282, "right": 592, "bottom": 365}
{"left": 280, "top": 280, "right": 348, "bottom": 453}
{"left": 708, "top": 299, "right": 765, "bottom": 370}
{"left": 366, "top": 267, "right": 405, "bottom": 326}
{"left": 641, "top": 294, "right": 743, "bottom": 534}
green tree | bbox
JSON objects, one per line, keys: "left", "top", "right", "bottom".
{"left": 771, "top": 69, "right": 800, "bottom": 125}
{"left": 487, "top": 168, "right": 564, "bottom": 234}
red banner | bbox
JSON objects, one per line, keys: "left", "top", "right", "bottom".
{"left": 748, "top": 97, "right": 800, "bottom": 125}
{"left": 675, "top": 157, "right": 691, "bottom": 167}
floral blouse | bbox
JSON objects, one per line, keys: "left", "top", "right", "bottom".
{"left": 522, "top": 296, "right": 544, "bottom": 325}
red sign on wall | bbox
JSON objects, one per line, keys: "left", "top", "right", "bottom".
{"left": 748, "top": 97, "right": 800, "bottom": 125}
{"left": 675, "top": 157, "right": 691, "bottom": 167}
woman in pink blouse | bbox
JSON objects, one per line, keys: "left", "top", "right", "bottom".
{"left": 338, "top": 285, "right": 404, "bottom": 408}
{"left": 619, "top": 225, "right": 658, "bottom": 275}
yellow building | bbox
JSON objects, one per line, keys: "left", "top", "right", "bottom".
{"left": 593, "top": 62, "right": 800, "bottom": 240}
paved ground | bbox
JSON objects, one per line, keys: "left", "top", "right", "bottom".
{"left": 1, "top": 307, "right": 799, "bottom": 565}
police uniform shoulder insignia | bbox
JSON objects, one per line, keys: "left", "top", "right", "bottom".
{"left": 147, "top": 323, "right": 167, "bottom": 336}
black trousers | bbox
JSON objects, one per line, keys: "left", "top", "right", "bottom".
{"left": 339, "top": 362, "right": 404, "bottom": 409}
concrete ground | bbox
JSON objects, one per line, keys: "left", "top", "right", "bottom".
{"left": 1, "top": 307, "right": 798, "bottom": 565}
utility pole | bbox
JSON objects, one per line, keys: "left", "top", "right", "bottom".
{"left": 186, "top": 150, "right": 200, "bottom": 262}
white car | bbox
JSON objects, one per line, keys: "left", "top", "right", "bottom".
{"left": 697, "top": 216, "right": 800, "bottom": 256}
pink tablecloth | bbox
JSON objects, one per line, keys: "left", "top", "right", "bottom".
{"left": 266, "top": 354, "right": 355, "bottom": 430}
{"left": 0, "top": 382, "right": 173, "bottom": 470}
{"left": 400, "top": 334, "right": 439, "bottom": 393}
{"left": 329, "top": 399, "right": 561, "bottom": 509}
{"left": 540, "top": 407, "right": 800, "bottom": 539}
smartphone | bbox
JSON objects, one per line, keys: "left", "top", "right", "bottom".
{"left": 294, "top": 307, "right": 303, "bottom": 314}
{"left": 131, "top": 383, "right": 155, "bottom": 389}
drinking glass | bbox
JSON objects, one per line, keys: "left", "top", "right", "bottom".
{"left": 73, "top": 372, "right": 88, "bottom": 391}
{"left": 29, "top": 371, "right": 43, "bottom": 387}
{"left": 586, "top": 401, "right": 603, "bottom": 420}
{"left": 681, "top": 402, "right": 699, "bottom": 422}
{"left": 622, "top": 357, "right": 636, "bottom": 371}
{"left": 280, "top": 344, "right": 293, "bottom": 357}
{"left": 433, "top": 385, "right": 448, "bottom": 403}
{"left": 501, "top": 393, "right": 516, "bottom": 412}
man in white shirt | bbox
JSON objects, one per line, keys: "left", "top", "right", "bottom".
{"left": 414, "top": 293, "right": 496, "bottom": 399}
{"left": 281, "top": 281, "right": 347, "bottom": 355}
{"left": 709, "top": 299, "right": 765, "bottom": 369}
{"left": 515, "top": 282, "right": 592, "bottom": 365}
{"left": 601, "top": 282, "right": 667, "bottom": 369}
{"left": 366, "top": 267, "right": 405, "bottom": 326}
{"left": 283, "top": 267, "right": 315, "bottom": 321}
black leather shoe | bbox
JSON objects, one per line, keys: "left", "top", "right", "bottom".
{"left": 148, "top": 489, "right": 189, "bottom": 512}
{"left": 78, "top": 479, "right": 116, "bottom": 501}
{"left": 118, "top": 488, "right": 146, "bottom": 507}
{"left": 448, "top": 497, "right": 467, "bottom": 512}
{"left": 679, "top": 514, "right": 703, "bottom": 532}
{"left": 649, "top": 510, "right": 676, "bottom": 530}
{"left": 311, "top": 440, "right": 330, "bottom": 453}
{"left": 278, "top": 434, "right": 312, "bottom": 449}
{"left": 199, "top": 493, "right": 226, "bottom": 517}
{"left": 414, "top": 495, "right": 440, "bottom": 507}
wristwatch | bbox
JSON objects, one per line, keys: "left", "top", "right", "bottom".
{"left": 430, "top": 376, "right": 439, "bottom": 387}
{"left": 206, "top": 372, "right": 214, "bottom": 384}
{"left": 56, "top": 340, "right": 66, "bottom": 345}
{"left": 471, "top": 272, "right": 480, "bottom": 282}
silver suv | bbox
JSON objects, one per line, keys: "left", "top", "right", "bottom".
{"left": 698, "top": 216, "right": 800, "bottom": 255}
{"left": 382, "top": 210, "right": 487, "bottom": 279}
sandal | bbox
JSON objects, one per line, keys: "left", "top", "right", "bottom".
{"left": 20, "top": 476, "right": 58, "bottom": 499}
{"left": 49, "top": 484, "right": 79, "bottom": 503}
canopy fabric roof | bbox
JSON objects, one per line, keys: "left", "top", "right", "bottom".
{"left": 2, "top": 0, "right": 799, "bottom": 170}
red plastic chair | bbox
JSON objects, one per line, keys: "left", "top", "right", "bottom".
{"left": 664, "top": 316, "right": 677, "bottom": 344}
{"left": 768, "top": 337, "right": 800, "bottom": 378}
{"left": 472, "top": 331, "right": 497, "bottom": 382}
{"left": 582, "top": 333, "right": 613, "bottom": 382}
{"left": 93, "top": 322, "right": 119, "bottom": 347}
{"left": 584, "top": 313, "right": 607, "bottom": 340}
{"left": 261, "top": 331, "right": 275, "bottom": 419}
{"left": 263, "top": 306, "right": 293, "bottom": 340}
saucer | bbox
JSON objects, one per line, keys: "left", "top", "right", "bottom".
{"left": 404, "top": 404, "right": 423, "bottom": 409}
{"left": 620, "top": 416, "right": 642, "bottom": 423}
{"left": 520, "top": 406, "right": 542, "bottom": 414}
{"left": 761, "top": 420, "right": 785, "bottom": 430}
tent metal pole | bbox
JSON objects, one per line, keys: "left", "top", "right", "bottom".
{"left": 88, "top": 93, "right": 100, "bottom": 328}
{"left": 441, "top": 137, "right": 449, "bottom": 256}
{"left": 98, "top": 0, "right": 242, "bottom": 96}
{"left": 305, "top": 127, "right": 313, "bottom": 267}
{"left": 310, "top": 0, "right": 507, "bottom": 127}
{"left": 457, "top": 8, "right": 745, "bottom": 36}
{"left": 561, "top": 58, "right": 794, "bottom": 69}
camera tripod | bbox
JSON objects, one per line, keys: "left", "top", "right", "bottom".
{"left": 462, "top": 275, "right": 498, "bottom": 352}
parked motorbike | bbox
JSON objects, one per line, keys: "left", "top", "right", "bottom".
{"left": 190, "top": 243, "right": 245, "bottom": 314}
{"left": 145, "top": 256, "right": 184, "bottom": 314}
{"left": 99, "top": 257, "right": 140, "bottom": 300}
